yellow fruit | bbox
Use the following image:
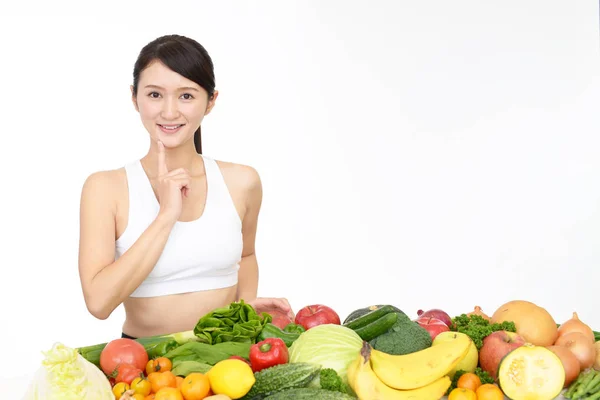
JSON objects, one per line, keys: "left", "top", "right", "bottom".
{"left": 433, "top": 331, "right": 478, "bottom": 378}
{"left": 206, "top": 359, "right": 255, "bottom": 399}
{"left": 370, "top": 331, "right": 471, "bottom": 390}
{"left": 347, "top": 343, "right": 451, "bottom": 400}
{"left": 113, "top": 382, "right": 130, "bottom": 398}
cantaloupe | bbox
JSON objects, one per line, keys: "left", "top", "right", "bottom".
{"left": 491, "top": 300, "right": 558, "bottom": 347}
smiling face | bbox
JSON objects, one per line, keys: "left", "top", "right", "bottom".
{"left": 131, "top": 60, "right": 218, "bottom": 148}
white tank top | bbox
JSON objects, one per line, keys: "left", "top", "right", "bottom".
{"left": 115, "top": 156, "right": 243, "bottom": 298}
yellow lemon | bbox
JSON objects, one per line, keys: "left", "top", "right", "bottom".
{"left": 207, "top": 359, "right": 255, "bottom": 399}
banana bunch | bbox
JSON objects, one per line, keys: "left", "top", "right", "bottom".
{"left": 347, "top": 333, "right": 472, "bottom": 400}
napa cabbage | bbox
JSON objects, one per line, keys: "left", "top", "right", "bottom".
{"left": 24, "top": 342, "right": 113, "bottom": 400}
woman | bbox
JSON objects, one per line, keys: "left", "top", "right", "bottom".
{"left": 77, "top": 34, "right": 293, "bottom": 339}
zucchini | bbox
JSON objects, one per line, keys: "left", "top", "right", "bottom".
{"left": 343, "top": 305, "right": 397, "bottom": 330}
{"left": 263, "top": 388, "right": 357, "bottom": 399}
{"left": 240, "top": 362, "right": 321, "bottom": 400}
{"left": 353, "top": 312, "right": 398, "bottom": 341}
{"left": 343, "top": 304, "right": 407, "bottom": 325}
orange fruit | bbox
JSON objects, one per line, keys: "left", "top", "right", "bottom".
{"left": 175, "top": 376, "right": 184, "bottom": 389}
{"left": 448, "top": 387, "right": 478, "bottom": 400}
{"left": 457, "top": 373, "right": 482, "bottom": 391}
{"left": 148, "top": 371, "right": 178, "bottom": 393}
{"left": 155, "top": 387, "right": 184, "bottom": 400}
{"left": 180, "top": 373, "right": 211, "bottom": 400}
{"left": 476, "top": 383, "right": 505, "bottom": 400}
{"left": 144, "top": 395, "right": 156, "bottom": 400}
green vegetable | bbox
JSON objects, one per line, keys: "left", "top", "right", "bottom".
{"left": 342, "top": 305, "right": 399, "bottom": 330}
{"left": 369, "top": 320, "right": 432, "bottom": 355}
{"left": 263, "top": 388, "right": 357, "bottom": 399}
{"left": 240, "top": 362, "right": 321, "bottom": 400}
{"left": 257, "top": 323, "right": 302, "bottom": 347}
{"left": 283, "top": 323, "right": 305, "bottom": 334}
{"left": 24, "top": 342, "right": 114, "bottom": 399}
{"left": 319, "top": 368, "right": 355, "bottom": 396}
{"left": 353, "top": 312, "right": 398, "bottom": 342}
{"left": 288, "top": 324, "right": 363, "bottom": 387}
{"left": 450, "top": 314, "right": 516, "bottom": 350}
{"left": 193, "top": 300, "right": 272, "bottom": 344}
{"left": 163, "top": 341, "right": 252, "bottom": 365}
{"left": 446, "top": 368, "right": 494, "bottom": 394}
{"left": 565, "top": 369, "right": 600, "bottom": 399}
{"left": 343, "top": 305, "right": 407, "bottom": 325}
{"left": 171, "top": 360, "right": 212, "bottom": 377}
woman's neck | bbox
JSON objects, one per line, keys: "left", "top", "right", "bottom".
{"left": 141, "top": 141, "right": 203, "bottom": 177}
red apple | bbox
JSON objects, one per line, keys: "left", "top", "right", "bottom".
{"left": 479, "top": 330, "right": 526, "bottom": 380}
{"left": 415, "top": 316, "right": 450, "bottom": 340}
{"left": 295, "top": 304, "right": 341, "bottom": 330}
{"left": 265, "top": 309, "right": 294, "bottom": 329}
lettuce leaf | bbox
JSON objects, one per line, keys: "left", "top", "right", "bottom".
{"left": 193, "top": 300, "right": 272, "bottom": 344}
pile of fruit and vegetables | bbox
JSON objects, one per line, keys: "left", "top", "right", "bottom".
{"left": 23, "top": 299, "right": 600, "bottom": 400}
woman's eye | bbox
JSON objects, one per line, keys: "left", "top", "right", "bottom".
{"left": 181, "top": 93, "right": 194, "bottom": 100}
{"left": 148, "top": 92, "right": 160, "bottom": 98}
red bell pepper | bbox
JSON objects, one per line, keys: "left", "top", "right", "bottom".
{"left": 249, "top": 337, "right": 289, "bottom": 372}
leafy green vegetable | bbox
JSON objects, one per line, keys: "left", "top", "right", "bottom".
{"left": 446, "top": 368, "right": 494, "bottom": 394}
{"left": 171, "top": 360, "right": 212, "bottom": 377}
{"left": 319, "top": 368, "right": 355, "bottom": 395}
{"left": 193, "top": 300, "right": 272, "bottom": 344}
{"left": 289, "top": 324, "right": 363, "bottom": 387}
{"left": 25, "top": 343, "right": 114, "bottom": 399}
{"left": 450, "top": 314, "right": 516, "bottom": 349}
{"left": 163, "top": 341, "right": 252, "bottom": 365}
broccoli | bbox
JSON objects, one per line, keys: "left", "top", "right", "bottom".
{"left": 319, "top": 368, "right": 355, "bottom": 396}
{"left": 369, "top": 320, "right": 432, "bottom": 355}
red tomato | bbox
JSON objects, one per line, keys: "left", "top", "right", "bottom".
{"left": 100, "top": 338, "right": 149, "bottom": 376}
{"left": 114, "top": 363, "right": 144, "bottom": 385}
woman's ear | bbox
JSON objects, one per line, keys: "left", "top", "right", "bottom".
{"left": 205, "top": 90, "right": 219, "bottom": 115}
{"left": 130, "top": 85, "right": 139, "bottom": 112}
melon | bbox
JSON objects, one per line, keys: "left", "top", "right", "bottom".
{"left": 491, "top": 300, "right": 558, "bottom": 347}
{"left": 498, "top": 344, "right": 565, "bottom": 400}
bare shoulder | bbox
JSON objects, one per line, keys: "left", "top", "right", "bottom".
{"left": 214, "top": 160, "right": 262, "bottom": 193}
{"left": 80, "top": 167, "right": 127, "bottom": 206}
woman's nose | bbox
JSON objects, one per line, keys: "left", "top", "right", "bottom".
{"left": 161, "top": 97, "right": 179, "bottom": 118}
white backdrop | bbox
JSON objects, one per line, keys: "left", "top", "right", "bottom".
{"left": 1, "top": 0, "right": 599, "bottom": 397}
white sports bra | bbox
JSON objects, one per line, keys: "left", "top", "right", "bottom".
{"left": 115, "top": 156, "right": 243, "bottom": 298}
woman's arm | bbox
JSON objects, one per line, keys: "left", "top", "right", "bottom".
{"left": 236, "top": 167, "right": 263, "bottom": 303}
{"left": 77, "top": 170, "right": 176, "bottom": 320}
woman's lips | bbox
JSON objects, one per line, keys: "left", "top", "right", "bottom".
{"left": 158, "top": 124, "right": 185, "bottom": 134}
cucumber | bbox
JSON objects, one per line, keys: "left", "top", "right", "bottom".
{"left": 240, "top": 362, "right": 321, "bottom": 400}
{"left": 343, "top": 305, "right": 397, "bottom": 330}
{"left": 353, "top": 311, "right": 398, "bottom": 341}
{"left": 263, "top": 388, "right": 357, "bottom": 399}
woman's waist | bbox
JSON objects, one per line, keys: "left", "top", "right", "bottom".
{"left": 122, "top": 286, "right": 238, "bottom": 338}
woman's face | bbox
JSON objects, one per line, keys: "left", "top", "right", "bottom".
{"left": 132, "top": 60, "right": 217, "bottom": 149}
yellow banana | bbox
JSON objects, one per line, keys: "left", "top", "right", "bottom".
{"left": 370, "top": 332, "right": 471, "bottom": 390}
{"left": 347, "top": 344, "right": 451, "bottom": 400}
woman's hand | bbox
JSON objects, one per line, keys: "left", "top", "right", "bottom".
{"left": 248, "top": 297, "right": 295, "bottom": 321}
{"left": 156, "top": 140, "right": 190, "bottom": 222}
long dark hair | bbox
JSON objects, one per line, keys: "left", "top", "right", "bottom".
{"left": 131, "top": 34, "right": 216, "bottom": 154}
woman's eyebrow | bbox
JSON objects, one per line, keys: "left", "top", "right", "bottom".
{"left": 144, "top": 84, "right": 200, "bottom": 92}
